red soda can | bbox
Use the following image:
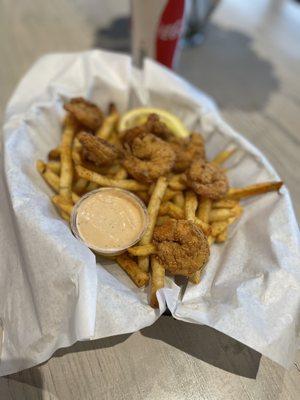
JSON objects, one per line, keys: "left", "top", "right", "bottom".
{"left": 131, "top": 0, "right": 186, "bottom": 69}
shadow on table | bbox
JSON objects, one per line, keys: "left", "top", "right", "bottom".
{"left": 141, "top": 317, "right": 261, "bottom": 378}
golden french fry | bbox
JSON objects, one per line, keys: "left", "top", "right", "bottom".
{"left": 96, "top": 108, "right": 119, "bottom": 140}
{"left": 52, "top": 195, "right": 73, "bottom": 216}
{"left": 76, "top": 165, "right": 148, "bottom": 192}
{"left": 185, "top": 190, "right": 198, "bottom": 221}
{"left": 150, "top": 256, "right": 165, "bottom": 308}
{"left": 72, "top": 137, "right": 83, "bottom": 165}
{"left": 135, "top": 191, "right": 149, "bottom": 204}
{"left": 215, "top": 228, "right": 228, "bottom": 243}
{"left": 47, "top": 161, "right": 61, "bottom": 174}
{"left": 85, "top": 181, "right": 99, "bottom": 192}
{"left": 128, "top": 243, "right": 156, "bottom": 257}
{"left": 212, "top": 199, "right": 237, "bottom": 209}
{"left": 208, "top": 235, "right": 215, "bottom": 246}
{"left": 159, "top": 202, "right": 184, "bottom": 219}
{"left": 226, "top": 181, "right": 283, "bottom": 200}
{"left": 156, "top": 216, "right": 171, "bottom": 226}
{"left": 163, "top": 189, "right": 179, "bottom": 202}
{"left": 73, "top": 177, "right": 88, "bottom": 194}
{"left": 189, "top": 270, "right": 201, "bottom": 284}
{"left": 138, "top": 176, "right": 168, "bottom": 272}
{"left": 37, "top": 160, "right": 80, "bottom": 203}
{"left": 209, "top": 208, "right": 236, "bottom": 222}
{"left": 194, "top": 217, "right": 212, "bottom": 236}
{"left": 197, "top": 198, "right": 212, "bottom": 223}
{"left": 60, "top": 115, "right": 76, "bottom": 203}
{"left": 116, "top": 253, "right": 149, "bottom": 287}
{"left": 173, "top": 192, "right": 185, "bottom": 209}
{"left": 211, "top": 147, "right": 237, "bottom": 165}
{"left": 48, "top": 147, "right": 61, "bottom": 160}
{"left": 168, "top": 174, "right": 187, "bottom": 191}
{"left": 114, "top": 166, "right": 128, "bottom": 180}
{"left": 211, "top": 221, "right": 229, "bottom": 237}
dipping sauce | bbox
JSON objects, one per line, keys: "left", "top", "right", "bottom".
{"left": 71, "top": 188, "right": 148, "bottom": 254}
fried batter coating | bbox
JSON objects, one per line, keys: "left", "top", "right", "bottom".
{"left": 123, "top": 133, "right": 175, "bottom": 183}
{"left": 64, "top": 98, "right": 103, "bottom": 131}
{"left": 77, "top": 131, "right": 119, "bottom": 166}
{"left": 153, "top": 219, "right": 210, "bottom": 276}
{"left": 122, "top": 114, "right": 173, "bottom": 144}
{"left": 186, "top": 159, "right": 229, "bottom": 200}
{"left": 170, "top": 133, "right": 205, "bottom": 172}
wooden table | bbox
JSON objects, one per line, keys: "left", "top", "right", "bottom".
{"left": 0, "top": 0, "right": 299, "bottom": 399}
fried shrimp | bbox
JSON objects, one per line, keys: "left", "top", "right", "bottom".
{"left": 121, "top": 114, "right": 173, "bottom": 144}
{"left": 186, "top": 159, "right": 229, "bottom": 200}
{"left": 77, "top": 131, "right": 119, "bottom": 166}
{"left": 123, "top": 133, "right": 175, "bottom": 183}
{"left": 64, "top": 98, "right": 103, "bottom": 131}
{"left": 153, "top": 219, "right": 210, "bottom": 276}
{"left": 170, "top": 133, "right": 205, "bottom": 172}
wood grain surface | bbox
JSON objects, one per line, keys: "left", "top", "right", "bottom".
{"left": 0, "top": 0, "right": 299, "bottom": 399}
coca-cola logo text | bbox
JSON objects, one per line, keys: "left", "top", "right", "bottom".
{"left": 157, "top": 19, "right": 183, "bottom": 41}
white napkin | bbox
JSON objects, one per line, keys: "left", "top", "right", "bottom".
{"left": 1, "top": 50, "right": 299, "bottom": 376}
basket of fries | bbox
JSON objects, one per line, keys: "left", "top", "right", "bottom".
{"left": 1, "top": 50, "right": 300, "bottom": 375}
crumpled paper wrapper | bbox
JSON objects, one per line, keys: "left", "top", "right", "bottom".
{"left": 1, "top": 50, "right": 299, "bottom": 376}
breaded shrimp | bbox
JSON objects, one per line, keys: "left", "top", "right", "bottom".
{"left": 77, "top": 131, "right": 119, "bottom": 166}
{"left": 170, "top": 133, "right": 205, "bottom": 172}
{"left": 186, "top": 159, "right": 229, "bottom": 200}
{"left": 153, "top": 219, "right": 210, "bottom": 276}
{"left": 64, "top": 98, "right": 103, "bottom": 131}
{"left": 123, "top": 133, "right": 175, "bottom": 183}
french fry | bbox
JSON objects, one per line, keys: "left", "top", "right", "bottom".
{"left": 114, "top": 166, "right": 128, "bottom": 180}
{"left": 72, "top": 137, "right": 83, "bottom": 165}
{"left": 211, "top": 146, "right": 236, "bottom": 165}
{"left": 128, "top": 243, "right": 156, "bottom": 257}
{"left": 189, "top": 270, "right": 201, "bottom": 284}
{"left": 138, "top": 176, "right": 168, "bottom": 272}
{"left": 76, "top": 165, "right": 148, "bottom": 192}
{"left": 162, "top": 189, "right": 179, "bottom": 202}
{"left": 194, "top": 217, "right": 212, "bottom": 236}
{"left": 156, "top": 216, "right": 171, "bottom": 226}
{"left": 209, "top": 208, "right": 236, "bottom": 223}
{"left": 47, "top": 161, "right": 61, "bottom": 174}
{"left": 60, "top": 115, "right": 76, "bottom": 203}
{"left": 197, "top": 198, "right": 212, "bottom": 223}
{"left": 36, "top": 160, "right": 80, "bottom": 203}
{"left": 96, "top": 105, "right": 119, "bottom": 140}
{"left": 212, "top": 199, "right": 237, "bottom": 209}
{"left": 135, "top": 191, "right": 149, "bottom": 204}
{"left": 168, "top": 174, "right": 187, "bottom": 191}
{"left": 226, "top": 181, "right": 283, "bottom": 200}
{"left": 215, "top": 228, "right": 228, "bottom": 243}
{"left": 150, "top": 256, "right": 165, "bottom": 308}
{"left": 185, "top": 190, "right": 198, "bottom": 221}
{"left": 116, "top": 253, "right": 149, "bottom": 287}
{"left": 85, "top": 182, "right": 99, "bottom": 192}
{"left": 48, "top": 147, "right": 61, "bottom": 160}
{"left": 173, "top": 192, "right": 185, "bottom": 209}
{"left": 211, "top": 221, "right": 229, "bottom": 237}
{"left": 52, "top": 195, "right": 73, "bottom": 216}
{"left": 73, "top": 177, "right": 88, "bottom": 194}
{"left": 208, "top": 236, "right": 215, "bottom": 246}
{"left": 159, "top": 202, "right": 184, "bottom": 219}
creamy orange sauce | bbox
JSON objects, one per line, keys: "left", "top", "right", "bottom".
{"left": 76, "top": 189, "right": 145, "bottom": 250}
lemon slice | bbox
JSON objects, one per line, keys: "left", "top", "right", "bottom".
{"left": 119, "top": 107, "right": 190, "bottom": 138}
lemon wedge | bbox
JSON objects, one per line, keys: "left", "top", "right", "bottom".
{"left": 118, "top": 107, "right": 190, "bottom": 138}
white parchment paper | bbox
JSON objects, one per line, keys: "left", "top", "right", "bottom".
{"left": 1, "top": 50, "right": 299, "bottom": 376}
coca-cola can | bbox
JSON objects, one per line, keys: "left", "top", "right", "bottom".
{"left": 131, "top": 0, "right": 186, "bottom": 69}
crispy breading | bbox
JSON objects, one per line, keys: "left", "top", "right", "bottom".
{"left": 186, "top": 159, "right": 229, "bottom": 200}
{"left": 153, "top": 219, "right": 210, "bottom": 276}
{"left": 64, "top": 97, "right": 103, "bottom": 131}
{"left": 170, "top": 133, "right": 205, "bottom": 172}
